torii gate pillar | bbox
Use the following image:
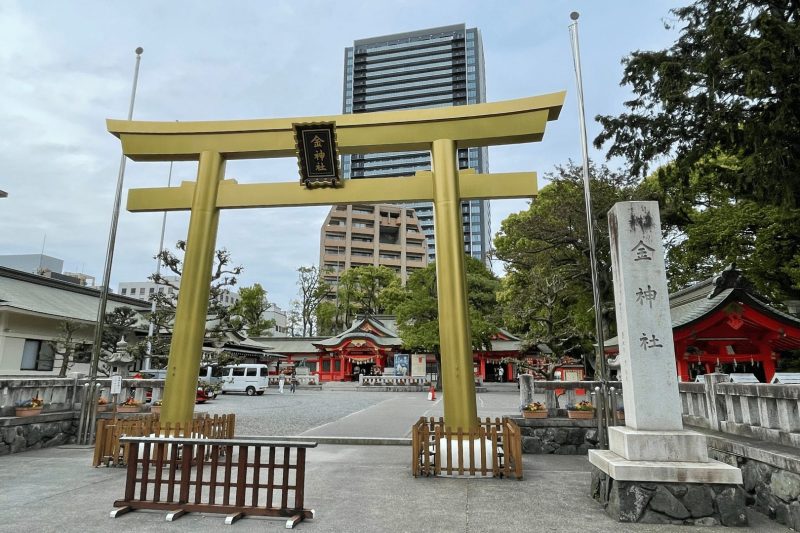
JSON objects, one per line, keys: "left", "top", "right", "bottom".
{"left": 431, "top": 139, "right": 477, "bottom": 428}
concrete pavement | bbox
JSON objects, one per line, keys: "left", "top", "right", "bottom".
{"left": 0, "top": 443, "right": 786, "bottom": 533}
{"left": 0, "top": 387, "right": 787, "bottom": 532}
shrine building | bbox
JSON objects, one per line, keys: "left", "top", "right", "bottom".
{"left": 604, "top": 266, "right": 800, "bottom": 382}
{"left": 254, "top": 315, "right": 525, "bottom": 383}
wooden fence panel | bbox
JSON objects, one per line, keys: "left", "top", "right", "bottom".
{"left": 112, "top": 437, "right": 316, "bottom": 529}
{"left": 410, "top": 416, "right": 522, "bottom": 479}
{"left": 93, "top": 413, "right": 236, "bottom": 467}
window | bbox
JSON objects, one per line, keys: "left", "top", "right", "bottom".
{"left": 322, "top": 360, "right": 331, "bottom": 372}
{"left": 149, "top": 288, "right": 155, "bottom": 295}
{"left": 139, "top": 288, "right": 146, "bottom": 295}
{"left": 246, "top": 368, "right": 257, "bottom": 377}
{"left": 121, "top": 288, "right": 127, "bottom": 295}
{"left": 232, "top": 368, "right": 245, "bottom": 377}
{"left": 20, "top": 340, "right": 54, "bottom": 371}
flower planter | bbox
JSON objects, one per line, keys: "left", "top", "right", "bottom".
{"left": 615, "top": 412, "right": 625, "bottom": 423}
{"left": 522, "top": 411, "right": 548, "bottom": 419}
{"left": 96, "top": 404, "right": 109, "bottom": 412}
{"left": 118, "top": 405, "right": 141, "bottom": 413}
{"left": 567, "top": 410, "right": 595, "bottom": 419}
{"left": 15, "top": 407, "right": 43, "bottom": 417}
{"left": 150, "top": 406, "right": 161, "bottom": 415}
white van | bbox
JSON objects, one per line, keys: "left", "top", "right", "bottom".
{"left": 220, "top": 364, "right": 269, "bottom": 396}
{"left": 199, "top": 365, "right": 225, "bottom": 386}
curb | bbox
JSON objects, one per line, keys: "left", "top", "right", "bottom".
{"left": 234, "top": 435, "right": 412, "bottom": 446}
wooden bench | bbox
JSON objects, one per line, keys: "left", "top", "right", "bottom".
{"left": 111, "top": 436, "right": 316, "bottom": 529}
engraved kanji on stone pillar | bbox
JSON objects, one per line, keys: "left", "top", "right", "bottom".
{"left": 608, "top": 201, "right": 682, "bottom": 431}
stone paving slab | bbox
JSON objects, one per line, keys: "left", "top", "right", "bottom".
{"left": 0, "top": 444, "right": 787, "bottom": 533}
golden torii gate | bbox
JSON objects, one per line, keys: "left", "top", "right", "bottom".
{"left": 108, "top": 91, "right": 564, "bottom": 432}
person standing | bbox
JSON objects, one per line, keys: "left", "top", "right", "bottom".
{"left": 498, "top": 366, "right": 504, "bottom": 383}
{"left": 290, "top": 370, "right": 297, "bottom": 394}
{"left": 278, "top": 372, "right": 285, "bottom": 394}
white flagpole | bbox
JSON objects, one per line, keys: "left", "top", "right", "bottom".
{"left": 569, "top": 13, "right": 609, "bottom": 448}
{"left": 78, "top": 47, "right": 144, "bottom": 444}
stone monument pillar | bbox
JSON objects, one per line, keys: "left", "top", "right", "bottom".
{"left": 589, "top": 202, "right": 745, "bottom": 526}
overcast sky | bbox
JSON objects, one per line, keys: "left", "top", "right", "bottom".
{"left": 0, "top": 0, "right": 681, "bottom": 311}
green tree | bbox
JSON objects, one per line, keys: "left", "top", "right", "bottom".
{"left": 594, "top": 0, "right": 800, "bottom": 207}
{"left": 146, "top": 241, "right": 244, "bottom": 367}
{"left": 230, "top": 283, "right": 276, "bottom": 337}
{"left": 494, "top": 161, "right": 638, "bottom": 376}
{"left": 317, "top": 265, "right": 402, "bottom": 334}
{"left": 296, "top": 266, "right": 329, "bottom": 336}
{"left": 638, "top": 157, "right": 800, "bottom": 299}
{"left": 394, "top": 256, "right": 501, "bottom": 389}
{"left": 287, "top": 301, "right": 302, "bottom": 337}
{"left": 50, "top": 321, "right": 90, "bottom": 377}
{"left": 315, "top": 300, "right": 337, "bottom": 337}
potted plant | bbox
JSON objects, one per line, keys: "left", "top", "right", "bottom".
{"left": 118, "top": 397, "right": 142, "bottom": 413}
{"left": 615, "top": 406, "right": 625, "bottom": 423}
{"left": 150, "top": 399, "right": 162, "bottom": 415}
{"left": 15, "top": 397, "right": 45, "bottom": 417}
{"left": 567, "top": 400, "right": 595, "bottom": 419}
{"left": 521, "top": 401, "right": 548, "bottom": 419}
{"left": 97, "top": 396, "right": 109, "bottom": 412}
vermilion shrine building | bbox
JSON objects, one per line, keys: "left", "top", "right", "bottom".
{"left": 255, "top": 316, "right": 527, "bottom": 383}
{"left": 604, "top": 266, "right": 800, "bottom": 382}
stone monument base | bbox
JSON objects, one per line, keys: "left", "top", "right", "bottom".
{"left": 589, "top": 427, "right": 746, "bottom": 526}
{"left": 590, "top": 466, "right": 748, "bottom": 526}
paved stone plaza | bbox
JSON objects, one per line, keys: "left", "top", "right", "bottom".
{"left": 0, "top": 388, "right": 788, "bottom": 532}
{"left": 195, "top": 386, "right": 520, "bottom": 439}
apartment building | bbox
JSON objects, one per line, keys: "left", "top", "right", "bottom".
{"left": 319, "top": 204, "right": 428, "bottom": 289}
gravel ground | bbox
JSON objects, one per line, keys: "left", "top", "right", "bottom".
{"left": 192, "top": 387, "right": 524, "bottom": 437}
{"left": 194, "top": 389, "right": 401, "bottom": 436}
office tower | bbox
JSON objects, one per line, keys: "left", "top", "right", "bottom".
{"left": 342, "top": 24, "right": 491, "bottom": 265}
{"left": 319, "top": 203, "right": 428, "bottom": 291}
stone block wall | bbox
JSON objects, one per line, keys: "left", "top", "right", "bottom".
{"left": 0, "top": 413, "right": 77, "bottom": 455}
{"left": 709, "top": 449, "right": 800, "bottom": 530}
{"left": 591, "top": 467, "right": 748, "bottom": 526}
{"left": 514, "top": 417, "right": 598, "bottom": 454}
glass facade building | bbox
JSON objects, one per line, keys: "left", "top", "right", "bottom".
{"left": 342, "top": 24, "right": 491, "bottom": 265}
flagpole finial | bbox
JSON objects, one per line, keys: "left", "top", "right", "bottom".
{"left": 135, "top": 47, "right": 144, "bottom": 55}
{"left": 570, "top": 11, "right": 580, "bottom": 21}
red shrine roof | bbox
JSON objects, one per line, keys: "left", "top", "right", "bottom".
{"left": 313, "top": 316, "right": 402, "bottom": 351}
{"left": 604, "top": 265, "right": 800, "bottom": 353}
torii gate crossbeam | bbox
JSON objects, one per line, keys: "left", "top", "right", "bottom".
{"left": 108, "top": 92, "right": 565, "bottom": 433}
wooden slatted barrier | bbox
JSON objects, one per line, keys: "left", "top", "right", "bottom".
{"left": 111, "top": 437, "right": 316, "bottom": 529}
{"left": 411, "top": 417, "right": 523, "bottom": 479}
{"left": 93, "top": 413, "right": 236, "bottom": 467}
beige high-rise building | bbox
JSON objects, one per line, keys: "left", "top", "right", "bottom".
{"left": 319, "top": 204, "right": 428, "bottom": 289}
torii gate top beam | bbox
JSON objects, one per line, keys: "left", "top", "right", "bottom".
{"left": 107, "top": 92, "right": 565, "bottom": 161}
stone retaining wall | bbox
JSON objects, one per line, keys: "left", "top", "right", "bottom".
{"left": 709, "top": 448, "right": 800, "bottom": 530}
{"left": 514, "top": 416, "right": 598, "bottom": 454}
{"left": 0, "top": 412, "right": 77, "bottom": 455}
